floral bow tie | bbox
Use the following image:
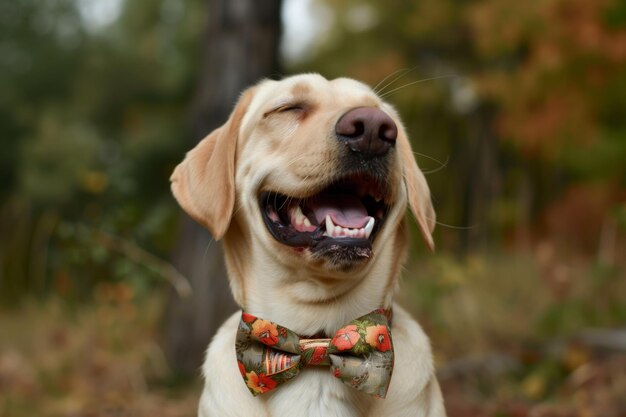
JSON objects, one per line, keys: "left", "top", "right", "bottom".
{"left": 235, "top": 309, "right": 394, "bottom": 398}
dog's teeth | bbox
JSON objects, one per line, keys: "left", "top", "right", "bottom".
{"left": 290, "top": 205, "right": 306, "bottom": 225}
{"left": 364, "top": 217, "right": 375, "bottom": 239}
{"left": 303, "top": 217, "right": 311, "bottom": 227}
{"left": 324, "top": 216, "right": 373, "bottom": 239}
{"left": 268, "top": 209, "right": 280, "bottom": 222}
{"left": 325, "top": 215, "right": 334, "bottom": 235}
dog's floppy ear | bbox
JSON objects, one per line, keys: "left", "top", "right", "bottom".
{"left": 397, "top": 133, "right": 436, "bottom": 252}
{"left": 170, "top": 87, "right": 256, "bottom": 239}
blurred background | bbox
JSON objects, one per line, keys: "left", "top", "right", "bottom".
{"left": 1, "top": 0, "right": 625, "bottom": 415}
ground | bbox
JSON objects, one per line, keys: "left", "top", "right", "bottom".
{"left": 1, "top": 253, "right": 625, "bottom": 416}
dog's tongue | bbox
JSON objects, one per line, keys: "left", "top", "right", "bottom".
{"left": 309, "top": 194, "right": 369, "bottom": 229}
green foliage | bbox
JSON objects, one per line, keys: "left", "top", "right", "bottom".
{"left": 0, "top": 0, "right": 206, "bottom": 305}
{"left": 604, "top": 0, "right": 626, "bottom": 29}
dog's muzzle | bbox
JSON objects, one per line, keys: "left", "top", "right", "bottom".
{"left": 259, "top": 107, "right": 398, "bottom": 265}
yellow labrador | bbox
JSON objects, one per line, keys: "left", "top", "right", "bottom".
{"left": 171, "top": 73, "right": 446, "bottom": 417}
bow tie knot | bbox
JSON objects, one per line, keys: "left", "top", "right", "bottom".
{"left": 236, "top": 309, "right": 394, "bottom": 398}
{"left": 299, "top": 338, "right": 332, "bottom": 366}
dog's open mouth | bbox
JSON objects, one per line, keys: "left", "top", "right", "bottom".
{"left": 259, "top": 174, "right": 389, "bottom": 256}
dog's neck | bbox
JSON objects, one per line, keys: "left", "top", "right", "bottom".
{"left": 222, "top": 227, "right": 406, "bottom": 337}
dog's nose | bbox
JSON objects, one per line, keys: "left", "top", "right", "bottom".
{"left": 335, "top": 107, "right": 397, "bottom": 157}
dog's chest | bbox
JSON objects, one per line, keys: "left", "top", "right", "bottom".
{"left": 265, "top": 368, "right": 371, "bottom": 417}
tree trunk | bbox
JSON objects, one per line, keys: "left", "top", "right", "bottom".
{"left": 459, "top": 104, "right": 501, "bottom": 253}
{"left": 166, "top": 0, "right": 282, "bottom": 376}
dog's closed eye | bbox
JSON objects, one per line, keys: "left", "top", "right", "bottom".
{"left": 263, "top": 102, "right": 306, "bottom": 118}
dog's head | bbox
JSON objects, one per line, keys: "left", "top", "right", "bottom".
{"left": 171, "top": 74, "right": 434, "bottom": 301}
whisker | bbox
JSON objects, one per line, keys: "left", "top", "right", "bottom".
{"left": 231, "top": 200, "right": 245, "bottom": 218}
{"left": 284, "top": 155, "right": 309, "bottom": 170}
{"left": 379, "top": 74, "right": 458, "bottom": 99}
{"left": 373, "top": 67, "right": 412, "bottom": 95}
{"left": 406, "top": 211, "right": 477, "bottom": 231}
{"left": 421, "top": 156, "right": 449, "bottom": 174}
{"left": 278, "top": 194, "right": 292, "bottom": 212}
{"left": 428, "top": 217, "right": 478, "bottom": 230}
{"left": 202, "top": 237, "right": 216, "bottom": 261}
{"left": 376, "top": 66, "right": 426, "bottom": 95}
{"left": 413, "top": 151, "right": 449, "bottom": 168}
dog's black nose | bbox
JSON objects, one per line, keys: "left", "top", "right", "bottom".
{"left": 335, "top": 107, "right": 397, "bottom": 157}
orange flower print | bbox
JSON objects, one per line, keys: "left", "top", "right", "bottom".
{"left": 331, "top": 324, "right": 360, "bottom": 351}
{"left": 246, "top": 371, "right": 276, "bottom": 394}
{"left": 251, "top": 319, "right": 279, "bottom": 346}
{"left": 242, "top": 312, "right": 256, "bottom": 323}
{"left": 365, "top": 325, "right": 391, "bottom": 352}
{"left": 238, "top": 361, "right": 246, "bottom": 377}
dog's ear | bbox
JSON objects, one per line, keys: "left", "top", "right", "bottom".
{"left": 170, "top": 87, "right": 256, "bottom": 239}
{"left": 397, "top": 133, "right": 436, "bottom": 252}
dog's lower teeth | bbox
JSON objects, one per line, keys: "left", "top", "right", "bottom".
{"left": 364, "top": 217, "right": 375, "bottom": 239}
{"left": 322, "top": 215, "right": 375, "bottom": 239}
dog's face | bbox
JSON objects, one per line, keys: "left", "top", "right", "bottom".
{"left": 171, "top": 74, "right": 434, "bottom": 297}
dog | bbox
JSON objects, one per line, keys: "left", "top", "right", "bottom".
{"left": 171, "top": 73, "right": 446, "bottom": 417}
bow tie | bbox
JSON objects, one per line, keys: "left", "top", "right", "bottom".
{"left": 235, "top": 309, "right": 394, "bottom": 398}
